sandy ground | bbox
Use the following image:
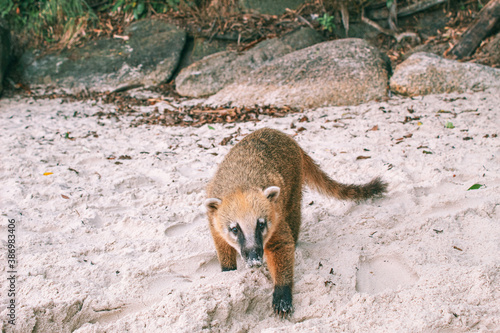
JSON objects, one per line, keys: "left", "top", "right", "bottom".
{"left": 0, "top": 88, "right": 499, "bottom": 333}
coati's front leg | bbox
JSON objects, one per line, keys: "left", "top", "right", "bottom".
{"left": 264, "top": 227, "right": 295, "bottom": 316}
{"left": 209, "top": 223, "right": 237, "bottom": 271}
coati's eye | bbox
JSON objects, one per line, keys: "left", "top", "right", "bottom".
{"left": 257, "top": 220, "right": 267, "bottom": 231}
{"left": 230, "top": 226, "right": 238, "bottom": 234}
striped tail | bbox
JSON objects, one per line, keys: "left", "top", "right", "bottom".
{"left": 301, "top": 151, "right": 387, "bottom": 200}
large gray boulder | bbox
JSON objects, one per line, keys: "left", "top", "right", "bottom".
{"left": 17, "top": 19, "right": 186, "bottom": 92}
{"left": 206, "top": 38, "right": 390, "bottom": 108}
{"left": 175, "top": 27, "right": 325, "bottom": 98}
{"left": 0, "top": 21, "right": 11, "bottom": 96}
{"left": 390, "top": 52, "right": 500, "bottom": 96}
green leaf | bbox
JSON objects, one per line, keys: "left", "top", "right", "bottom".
{"left": 445, "top": 121, "right": 455, "bottom": 129}
{"left": 135, "top": 2, "right": 145, "bottom": 18}
{"left": 208, "top": 125, "right": 215, "bottom": 130}
{"left": 112, "top": 0, "right": 125, "bottom": 12}
{"left": 467, "top": 184, "right": 483, "bottom": 190}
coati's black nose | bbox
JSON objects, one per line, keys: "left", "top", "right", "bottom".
{"left": 243, "top": 248, "right": 263, "bottom": 268}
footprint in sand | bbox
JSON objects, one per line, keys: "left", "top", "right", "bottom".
{"left": 164, "top": 223, "right": 193, "bottom": 237}
{"left": 355, "top": 256, "right": 418, "bottom": 294}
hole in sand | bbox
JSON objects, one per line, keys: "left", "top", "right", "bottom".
{"left": 355, "top": 255, "right": 418, "bottom": 294}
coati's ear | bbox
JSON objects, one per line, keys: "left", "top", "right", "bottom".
{"left": 263, "top": 186, "right": 280, "bottom": 202}
{"left": 205, "top": 198, "right": 222, "bottom": 212}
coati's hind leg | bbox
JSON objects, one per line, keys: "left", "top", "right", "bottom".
{"left": 209, "top": 223, "right": 237, "bottom": 271}
{"left": 264, "top": 224, "right": 295, "bottom": 316}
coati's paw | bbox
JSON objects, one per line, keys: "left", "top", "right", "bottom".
{"left": 221, "top": 266, "right": 237, "bottom": 272}
{"left": 272, "top": 285, "right": 293, "bottom": 317}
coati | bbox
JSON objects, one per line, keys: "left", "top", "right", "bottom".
{"left": 205, "top": 128, "right": 387, "bottom": 316}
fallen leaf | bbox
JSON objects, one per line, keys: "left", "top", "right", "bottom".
{"left": 367, "top": 125, "right": 379, "bottom": 131}
{"left": 61, "top": 194, "right": 70, "bottom": 199}
{"left": 467, "top": 184, "right": 483, "bottom": 190}
{"left": 220, "top": 135, "right": 234, "bottom": 146}
{"left": 356, "top": 156, "right": 371, "bottom": 160}
{"left": 43, "top": 172, "right": 53, "bottom": 176}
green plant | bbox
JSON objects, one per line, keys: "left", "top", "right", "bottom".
{"left": 317, "top": 13, "right": 335, "bottom": 33}
{"left": 108, "top": 0, "right": 179, "bottom": 20}
{"left": 0, "top": 0, "right": 183, "bottom": 47}
{"left": 1, "top": 0, "right": 96, "bottom": 43}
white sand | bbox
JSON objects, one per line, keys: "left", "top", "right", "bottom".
{"left": 0, "top": 88, "right": 499, "bottom": 332}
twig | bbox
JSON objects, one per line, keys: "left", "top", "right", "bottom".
{"left": 340, "top": 2, "right": 350, "bottom": 37}
{"left": 361, "top": 8, "right": 420, "bottom": 43}
{"left": 388, "top": 0, "right": 398, "bottom": 31}
{"left": 449, "top": 0, "right": 500, "bottom": 59}
{"left": 285, "top": 8, "right": 314, "bottom": 29}
{"left": 368, "top": 0, "right": 448, "bottom": 20}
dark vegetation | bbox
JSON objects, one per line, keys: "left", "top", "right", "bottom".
{"left": 1, "top": 0, "right": 498, "bottom": 67}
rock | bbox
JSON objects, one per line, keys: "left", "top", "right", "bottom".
{"left": 175, "top": 27, "right": 325, "bottom": 98}
{"left": 190, "top": 37, "right": 235, "bottom": 64}
{"left": 0, "top": 21, "right": 11, "bottom": 96}
{"left": 206, "top": 38, "right": 390, "bottom": 108}
{"left": 237, "top": 0, "right": 304, "bottom": 15}
{"left": 176, "top": 37, "right": 236, "bottom": 72}
{"left": 390, "top": 52, "right": 500, "bottom": 96}
{"left": 17, "top": 19, "right": 186, "bottom": 92}
{"left": 402, "top": 43, "right": 449, "bottom": 61}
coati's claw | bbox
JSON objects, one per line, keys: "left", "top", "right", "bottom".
{"left": 272, "top": 285, "right": 293, "bottom": 317}
{"left": 221, "top": 265, "right": 237, "bottom": 272}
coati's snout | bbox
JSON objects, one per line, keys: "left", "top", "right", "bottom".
{"left": 242, "top": 246, "right": 264, "bottom": 267}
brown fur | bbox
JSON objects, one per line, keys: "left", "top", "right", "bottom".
{"left": 205, "top": 128, "right": 387, "bottom": 316}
